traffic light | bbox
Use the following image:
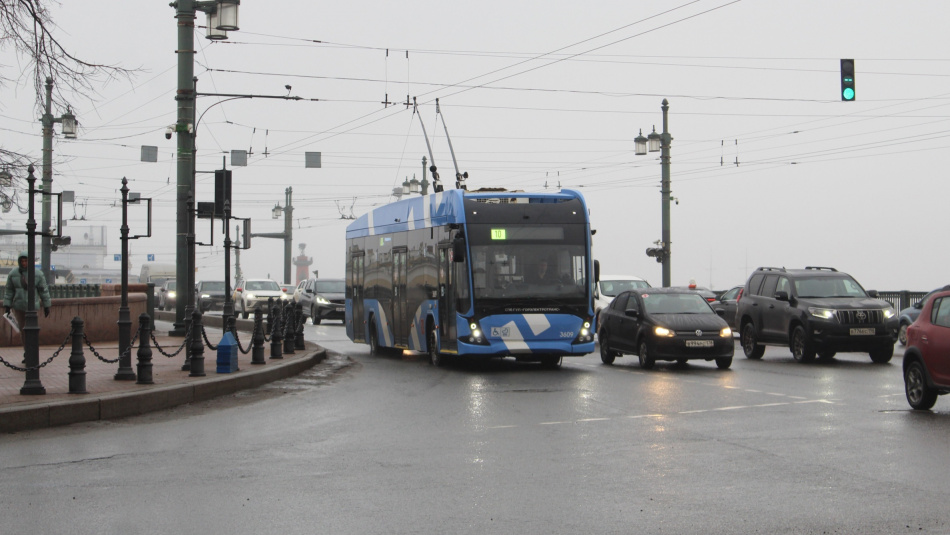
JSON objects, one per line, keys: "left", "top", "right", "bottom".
{"left": 840, "top": 59, "right": 855, "bottom": 101}
{"left": 645, "top": 247, "right": 665, "bottom": 263}
{"left": 51, "top": 236, "right": 71, "bottom": 251}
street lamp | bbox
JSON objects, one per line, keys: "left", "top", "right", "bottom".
{"left": 171, "top": 0, "right": 241, "bottom": 336}
{"left": 41, "top": 77, "right": 79, "bottom": 284}
{"left": 637, "top": 99, "right": 673, "bottom": 287}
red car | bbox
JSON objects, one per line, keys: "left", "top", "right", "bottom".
{"left": 903, "top": 289, "right": 950, "bottom": 410}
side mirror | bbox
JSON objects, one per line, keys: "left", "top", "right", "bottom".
{"left": 715, "top": 309, "right": 725, "bottom": 317}
{"left": 593, "top": 259, "right": 600, "bottom": 283}
{"left": 867, "top": 290, "right": 879, "bottom": 298}
{"left": 452, "top": 233, "right": 466, "bottom": 262}
{"left": 774, "top": 290, "right": 789, "bottom": 302}
{"left": 914, "top": 301, "right": 924, "bottom": 309}
{"left": 624, "top": 308, "right": 639, "bottom": 318}
{"left": 306, "top": 288, "right": 314, "bottom": 294}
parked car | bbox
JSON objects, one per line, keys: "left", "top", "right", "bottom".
{"left": 157, "top": 279, "right": 177, "bottom": 311}
{"left": 898, "top": 284, "right": 950, "bottom": 346}
{"left": 735, "top": 266, "right": 898, "bottom": 363}
{"left": 296, "top": 278, "right": 346, "bottom": 324}
{"left": 594, "top": 274, "right": 651, "bottom": 324}
{"left": 280, "top": 284, "right": 296, "bottom": 297}
{"left": 902, "top": 289, "right": 950, "bottom": 410}
{"left": 709, "top": 285, "right": 743, "bottom": 330}
{"left": 195, "top": 280, "right": 228, "bottom": 313}
{"left": 598, "top": 287, "right": 734, "bottom": 369}
{"left": 232, "top": 278, "right": 287, "bottom": 319}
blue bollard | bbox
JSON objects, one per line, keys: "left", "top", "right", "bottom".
{"left": 216, "top": 331, "right": 239, "bottom": 373}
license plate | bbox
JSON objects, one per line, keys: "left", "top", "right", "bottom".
{"left": 685, "top": 340, "right": 714, "bottom": 348}
{"left": 850, "top": 328, "right": 875, "bottom": 335}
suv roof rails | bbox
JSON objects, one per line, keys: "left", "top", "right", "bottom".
{"left": 754, "top": 266, "right": 786, "bottom": 272}
{"left": 804, "top": 266, "right": 838, "bottom": 272}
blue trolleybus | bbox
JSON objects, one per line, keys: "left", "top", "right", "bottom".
{"left": 345, "top": 188, "right": 598, "bottom": 367}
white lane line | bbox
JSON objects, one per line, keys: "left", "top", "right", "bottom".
{"left": 766, "top": 392, "right": 786, "bottom": 396}
{"left": 487, "top": 400, "right": 834, "bottom": 430}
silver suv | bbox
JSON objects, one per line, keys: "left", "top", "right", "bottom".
{"left": 231, "top": 278, "right": 287, "bottom": 318}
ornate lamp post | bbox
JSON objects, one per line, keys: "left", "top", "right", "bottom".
{"left": 637, "top": 99, "right": 673, "bottom": 287}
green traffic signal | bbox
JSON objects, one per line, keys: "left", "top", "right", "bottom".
{"left": 840, "top": 59, "right": 856, "bottom": 101}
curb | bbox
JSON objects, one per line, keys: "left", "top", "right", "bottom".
{"left": 0, "top": 348, "right": 326, "bottom": 433}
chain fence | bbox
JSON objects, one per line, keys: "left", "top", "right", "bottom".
{"left": 0, "top": 329, "right": 73, "bottom": 372}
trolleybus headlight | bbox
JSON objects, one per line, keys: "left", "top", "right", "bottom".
{"left": 464, "top": 320, "right": 488, "bottom": 345}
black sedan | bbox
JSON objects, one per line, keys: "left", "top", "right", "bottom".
{"left": 709, "top": 285, "right": 742, "bottom": 330}
{"left": 598, "top": 288, "right": 734, "bottom": 369}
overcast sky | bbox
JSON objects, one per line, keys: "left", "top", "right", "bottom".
{"left": 1, "top": 0, "right": 948, "bottom": 292}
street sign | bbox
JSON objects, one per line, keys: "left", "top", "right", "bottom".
{"left": 148, "top": 254, "right": 155, "bottom": 261}
{"left": 114, "top": 254, "right": 121, "bottom": 261}
{"left": 105, "top": 279, "right": 112, "bottom": 283}
{"left": 80, "top": 278, "right": 87, "bottom": 284}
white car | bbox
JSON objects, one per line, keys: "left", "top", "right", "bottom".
{"left": 232, "top": 278, "right": 289, "bottom": 319}
{"left": 595, "top": 274, "right": 651, "bottom": 325}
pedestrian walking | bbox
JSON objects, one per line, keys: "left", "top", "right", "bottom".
{"left": 4, "top": 251, "right": 51, "bottom": 341}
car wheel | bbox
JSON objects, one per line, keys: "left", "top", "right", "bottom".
{"left": 676, "top": 358, "right": 688, "bottom": 366}
{"left": 898, "top": 322, "right": 910, "bottom": 346}
{"left": 540, "top": 355, "right": 562, "bottom": 369}
{"left": 369, "top": 322, "right": 381, "bottom": 357}
{"left": 818, "top": 350, "right": 836, "bottom": 360}
{"left": 716, "top": 357, "right": 733, "bottom": 369}
{"left": 870, "top": 344, "right": 894, "bottom": 364}
{"left": 311, "top": 307, "right": 321, "bottom": 325}
{"left": 599, "top": 332, "right": 617, "bottom": 365}
{"left": 638, "top": 341, "right": 655, "bottom": 370}
{"left": 791, "top": 326, "right": 816, "bottom": 363}
{"left": 241, "top": 301, "right": 249, "bottom": 320}
{"left": 905, "top": 360, "right": 938, "bottom": 410}
{"left": 741, "top": 323, "right": 765, "bottom": 359}
{"left": 428, "top": 328, "right": 443, "bottom": 367}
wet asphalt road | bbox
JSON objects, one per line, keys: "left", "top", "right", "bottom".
{"left": 1, "top": 323, "right": 949, "bottom": 534}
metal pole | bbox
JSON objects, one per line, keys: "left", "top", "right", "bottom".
{"left": 173, "top": 0, "right": 196, "bottom": 335}
{"left": 20, "top": 165, "right": 45, "bottom": 395}
{"left": 284, "top": 187, "right": 293, "bottom": 284}
{"left": 222, "top": 186, "right": 234, "bottom": 330}
{"left": 41, "top": 77, "right": 53, "bottom": 284}
{"left": 115, "top": 177, "right": 135, "bottom": 380}
{"left": 660, "top": 99, "right": 672, "bottom": 288}
{"left": 234, "top": 224, "right": 242, "bottom": 281}
{"left": 421, "top": 156, "right": 429, "bottom": 195}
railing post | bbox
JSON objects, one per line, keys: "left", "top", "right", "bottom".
{"left": 189, "top": 308, "right": 206, "bottom": 377}
{"left": 294, "top": 302, "right": 306, "bottom": 350}
{"left": 181, "top": 305, "right": 193, "bottom": 371}
{"left": 283, "top": 301, "right": 296, "bottom": 355}
{"left": 252, "top": 304, "right": 266, "bottom": 365}
{"left": 135, "top": 313, "right": 154, "bottom": 385}
{"left": 270, "top": 301, "right": 283, "bottom": 359}
{"left": 265, "top": 297, "right": 274, "bottom": 336}
{"left": 68, "top": 316, "right": 87, "bottom": 394}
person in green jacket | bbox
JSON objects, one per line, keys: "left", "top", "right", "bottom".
{"left": 4, "top": 251, "right": 51, "bottom": 335}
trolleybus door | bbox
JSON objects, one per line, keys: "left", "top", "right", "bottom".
{"left": 350, "top": 253, "right": 365, "bottom": 341}
{"left": 439, "top": 245, "right": 458, "bottom": 351}
{"left": 393, "top": 248, "right": 408, "bottom": 347}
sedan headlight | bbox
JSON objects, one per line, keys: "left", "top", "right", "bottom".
{"left": 654, "top": 326, "right": 674, "bottom": 337}
{"left": 168, "top": 291, "right": 176, "bottom": 298}
{"left": 808, "top": 307, "right": 835, "bottom": 320}
{"left": 280, "top": 293, "right": 291, "bottom": 300}
{"left": 201, "top": 293, "right": 210, "bottom": 298}
{"left": 720, "top": 327, "right": 732, "bottom": 338}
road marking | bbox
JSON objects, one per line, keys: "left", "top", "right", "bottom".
{"left": 487, "top": 400, "right": 835, "bottom": 430}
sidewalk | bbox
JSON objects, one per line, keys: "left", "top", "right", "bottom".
{"left": 0, "top": 320, "right": 325, "bottom": 433}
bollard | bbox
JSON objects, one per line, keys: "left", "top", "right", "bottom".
{"left": 265, "top": 297, "right": 274, "bottom": 336}
{"left": 295, "top": 302, "right": 306, "bottom": 350}
{"left": 216, "top": 331, "right": 239, "bottom": 373}
{"left": 270, "top": 301, "right": 283, "bottom": 359}
{"left": 251, "top": 304, "right": 266, "bottom": 365}
{"left": 189, "top": 309, "right": 206, "bottom": 377}
{"left": 68, "top": 316, "right": 88, "bottom": 394}
{"left": 283, "top": 301, "right": 296, "bottom": 355}
{"left": 136, "top": 313, "right": 154, "bottom": 385}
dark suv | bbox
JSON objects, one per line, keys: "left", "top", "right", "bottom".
{"left": 736, "top": 266, "right": 898, "bottom": 363}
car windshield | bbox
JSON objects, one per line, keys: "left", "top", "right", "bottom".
{"left": 600, "top": 279, "right": 649, "bottom": 297}
{"left": 315, "top": 281, "right": 345, "bottom": 293}
{"left": 642, "top": 293, "right": 713, "bottom": 314}
{"left": 246, "top": 280, "right": 280, "bottom": 292}
{"left": 794, "top": 276, "right": 867, "bottom": 298}
{"left": 166, "top": 281, "right": 176, "bottom": 291}
{"left": 202, "top": 282, "right": 226, "bottom": 291}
